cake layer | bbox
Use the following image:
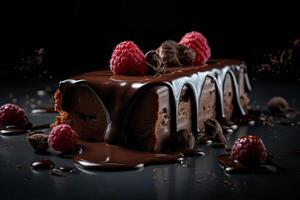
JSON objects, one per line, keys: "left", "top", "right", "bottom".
{"left": 56, "top": 59, "right": 251, "bottom": 152}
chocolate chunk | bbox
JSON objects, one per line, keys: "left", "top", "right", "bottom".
{"left": 27, "top": 132, "right": 49, "bottom": 152}
{"left": 156, "top": 40, "right": 196, "bottom": 67}
{"left": 204, "top": 119, "right": 226, "bottom": 143}
{"left": 204, "top": 119, "right": 221, "bottom": 138}
{"left": 267, "top": 96, "right": 289, "bottom": 115}
{"left": 177, "top": 43, "right": 196, "bottom": 66}
{"left": 145, "top": 50, "right": 165, "bottom": 75}
{"left": 170, "top": 129, "right": 195, "bottom": 150}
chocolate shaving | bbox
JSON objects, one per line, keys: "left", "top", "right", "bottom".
{"left": 27, "top": 132, "right": 49, "bottom": 152}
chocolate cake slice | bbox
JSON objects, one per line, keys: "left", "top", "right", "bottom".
{"left": 54, "top": 59, "right": 251, "bottom": 152}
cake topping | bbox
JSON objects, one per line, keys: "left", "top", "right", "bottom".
{"left": 144, "top": 40, "right": 196, "bottom": 74}
{"left": 144, "top": 50, "right": 165, "bottom": 75}
{"left": 48, "top": 124, "right": 78, "bottom": 152}
{"left": 109, "top": 31, "right": 211, "bottom": 76}
{"left": 110, "top": 41, "right": 147, "bottom": 76}
{"left": 179, "top": 31, "right": 211, "bottom": 65}
{"left": 156, "top": 40, "right": 196, "bottom": 67}
{"left": 231, "top": 135, "right": 267, "bottom": 165}
{"left": 0, "top": 103, "right": 31, "bottom": 128}
{"left": 267, "top": 96, "right": 289, "bottom": 115}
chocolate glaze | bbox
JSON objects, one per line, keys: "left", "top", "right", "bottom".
{"left": 74, "top": 140, "right": 184, "bottom": 171}
{"left": 59, "top": 59, "right": 250, "bottom": 145}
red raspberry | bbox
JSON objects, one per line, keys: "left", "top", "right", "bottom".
{"left": 179, "top": 31, "right": 211, "bottom": 65}
{"left": 48, "top": 124, "right": 78, "bottom": 152}
{"left": 110, "top": 41, "right": 147, "bottom": 75}
{"left": 231, "top": 135, "right": 267, "bottom": 165}
{"left": 0, "top": 103, "right": 30, "bottom": 128}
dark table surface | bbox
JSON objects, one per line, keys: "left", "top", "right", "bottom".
{"left": 0, "top": 77, "right": 300, "bottom": 200}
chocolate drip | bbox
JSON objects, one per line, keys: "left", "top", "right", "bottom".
{"left": 59, "top": 59, "right": 249, "bottom": 144}
{"left": 74, "top": 140, "right": 183, "bottom": 171}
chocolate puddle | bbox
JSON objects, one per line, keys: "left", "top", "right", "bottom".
{"left": 0, "top": 127, "right": 28, "bottom": 135}
{"left": 218, "top": 154, "right": 278, "bottom": 174}
{"left": 31, "top": 106, "right": 56, "bottom": 114}
{"left": 74, "top": 140, "right": 188, "bottom": 171}
{"left": 0, "top": 123, "right": 50, "bottom": 136}
{"left": 32, "top": 159, "right": 55, "bottom": 170}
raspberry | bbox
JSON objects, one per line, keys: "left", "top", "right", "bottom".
{"left": 231, "top": 135, "right": 267, "bottom": 165}
{"left": 179, "top": 31, "right": 211, "bottom": 65}
{"left": 0, "top": 103, "right": 30, "bottom": 128}
{"left": 48, "top": 124, "right": 78, "bottom": 152}
{"left": 110, "top": 41, "right": 147, "bottom": 75}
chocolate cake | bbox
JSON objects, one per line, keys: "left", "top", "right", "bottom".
{"left": 54, "top": 59, "right": 251, "bottom": 152}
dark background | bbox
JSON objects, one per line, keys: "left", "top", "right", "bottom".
{"left": 0, "top": 0, "right": 299, "bottom": 77}
{"left": 0, "top": 2, "right": 300, "bottom": 200}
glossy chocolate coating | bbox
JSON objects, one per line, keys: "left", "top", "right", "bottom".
{"left": 59, "top": 59, "right": 251, "bottom": 147}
